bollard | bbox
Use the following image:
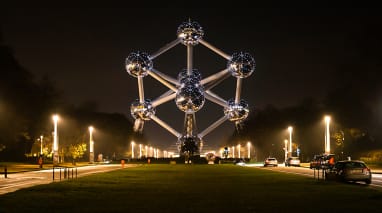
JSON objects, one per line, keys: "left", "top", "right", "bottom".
{"left": 4, "top": 166, "right": 7, "bottom": 178}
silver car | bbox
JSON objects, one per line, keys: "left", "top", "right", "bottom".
{"left": 328, "top": 160, "right": 372, "bottom": 184}
{"left": 264, "top": 157, "right": 278, "bottom": 167}
{"left": 285, "top": 157, "right": 300, "bottom": 167}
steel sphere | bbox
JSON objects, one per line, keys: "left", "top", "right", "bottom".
{"left": 227, "top": 52, "right": 256, "bottom": 78}
{"left": 178, "top": 135, "right": 201, "bottom": 154}
{"left": 177, "top": 20, "right": 204, "bottom": 46}
{"left": 224, "top": 99, "right": 249, "bottom": 122}
{"left": 130, "top": 99, "right": 155, "bottom": 120}
{"left": 125, "top": 51, "right": 153, "bottom": 78}
{"left": 178, "top": 69, "right": 202, "bottom": 85}
{"left": 175, "top": 83, "right": 205, "bottom": 113}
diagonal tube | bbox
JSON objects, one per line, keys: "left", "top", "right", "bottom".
{"left": 199, "top": 39, "right": 231, "bottom": 60}
{"left": 150, "top": 68, "right": 179, "bottom": 85}
{"left": 150, "top": 38, "right": 181, "bottom": 60}
{"left": 204, "top": 91, "right": 228, "bottom": 108}
{"left": 152, "top": 92, "right": 176, "bottom": 107}
{"left": 198, "top": 115, "right": 228, "bottom": 138}
{"left": 147, "top": 70, "right": 178, "bottom": 92}
{"left": 201, "top": 69, "right": 230, "bottom": 85}
{"left": 150, "top": 115, "right": 181, "bottom": 138}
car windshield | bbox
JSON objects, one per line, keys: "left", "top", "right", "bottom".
{"left": 267, "top": 158, "right": 276, "bottom": 161}
{"left": 344, "top": 162, "right": 366, "bottom": 169}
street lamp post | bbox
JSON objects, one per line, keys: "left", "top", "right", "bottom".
{"left": 52, "top": 114, "right": 59, "bottom": 165}
{"left": 284, "top": 139, "right": 288, "bottom": 163}
{"left": 238, "top": 144, "right": 241, "bottom": 159}
{"left": 232, "top": 146, "right": 235, "bottom": 158}
{"left": 40, "top": 135, "right": 43, "bottom": 155}
{"left": 325, "top": 116, "right": 331, "bottom": 154}
{"left": 288, "top": 126, "right": 293, "bottom": 157}
{"left": 247, "top": 142, "right": 251, "bottom": 159}
{"left": 139, "top": 144, "right": 142, "bottom": 159}
{"left": 89, "top": 126, "right": 94, "bottom": 163}
{"left": 131, "top": 141, "right": 135, "bottom": 159}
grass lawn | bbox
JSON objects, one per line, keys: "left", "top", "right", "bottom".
{"left": 1, "top": 164, "right": 381, "bottom": 212}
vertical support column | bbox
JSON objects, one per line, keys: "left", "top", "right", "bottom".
{"left": 235, "top": 78, "right": 243, "bottom": 104}
{"left": 187, "top": 44, "right": 193, "bottom": 75}
{"left": 138, "top": 76, "right": 145, "bottom": 103}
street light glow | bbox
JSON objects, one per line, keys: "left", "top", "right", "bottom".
{"left": 89, "top": 126, "right": 94, "bottom": 163}
{"left": 40, "top": 135, "right": 43, "bottom": 155}
{"left": 52, "top": 114, "right": 59, "bottom": 165}
{"left": 325, "top": 115, "right": 331, "bottom": 154}
{"left": 131, "top": 141, "right": 135, "bottom": 159}
{"left": 247, "top": 142, "right": 251, "bottom": 159}
{"left": 284, "top": 139, "right": 288, "bottom": 163}
{"left": 139, "top": 144, "right": 142, "bottom": 158}
{"left": 238, "top": 144, "right": 241, "bottom": 159}
{"left": 288, "top": 126, "right": 293, "bottom": 157}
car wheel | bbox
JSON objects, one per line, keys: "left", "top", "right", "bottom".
{"left": 365, "top": 179, "right": 371, "bottom": 185}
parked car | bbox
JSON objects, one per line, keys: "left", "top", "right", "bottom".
{"left": 264, "top": 157, "right": 278, "bottom": 167}
{"left": 285, "top": 157, "right": 300, "bottom": 167}
{"left": 234, "top": 158, "right": 246, "bottom": 166}
{"left": 326, "top": 160, "right": 372, "bottom": 184}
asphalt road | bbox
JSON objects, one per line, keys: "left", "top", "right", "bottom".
{"left": 247, "top": 163, "right": 382, "bottom": 190}
{"left": 0, "top": 164, "right": 128, "bottom": 195}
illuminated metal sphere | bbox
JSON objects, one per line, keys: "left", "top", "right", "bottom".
{"left": 178, "top": 69, "right": 202, "bottom": 85}
{"left": 175, "top": 83, "right": 205, "bottom": 113}
{"left": 227, "top": 52, "right": 256, "bottom": 78}
{"left": 125, "top": 51, "right": 153, "bottom": 78}
{"left": 224, "top": 99, "right": 249, "bottom": 122}
{"left": 177, "top": 20, "right": 204, "bottom": 46}
{"left": 178, "top": 135, "right": 201, "bottom": 154}
{"left": 130, "top": 99, "right": 155, "bottom": 120}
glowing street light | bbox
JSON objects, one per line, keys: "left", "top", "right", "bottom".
{"left": 131, "top": 141, "right": 135, "bottom": 159}
{"left": 325, "top": 116, "right": 331, "bottom": 154}
{"left": 284, "top": 139, "right": 288, "bottom": 163}
{"left": 288, "top": 126, "right": 293, "bottom": 157}
{"left": 89, "top": 126, "right": 94, "bottom": 163}
{"left": 40, "top": 135, "right": 44, "bottom": 155}
{"left": 139, "top": 144, "right": 142, "bottom": 158}
{"left": 52, "top": 114, "right": 59, "bottom": 165}
{"left": 247, "top": 142, "right": 251, "bottom": 159}
{"left": 238, "top": 144, "right": 241, "bottom": 159}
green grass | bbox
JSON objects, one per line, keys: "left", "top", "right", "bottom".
{"left": 0, "top": 162, "right": 104, "bottom": 173}
{"left": 1, "top": 164, "right": 381, "bottom": 212}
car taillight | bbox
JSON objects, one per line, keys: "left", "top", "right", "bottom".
{"left": 363, "top": 168, "right": 370, "bottom": 174}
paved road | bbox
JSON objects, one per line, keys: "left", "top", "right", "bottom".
{"left": 0, "top": 164, "right": 131, "bottom": 195}
{"left": 247, "top": 163, "right": 382, "bottom": 190}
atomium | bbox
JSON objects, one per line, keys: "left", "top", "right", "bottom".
{"left": 125, "top": 20, "right": 255, "bottom": 156}
{"left": 224, "top": 99, "right": 249, "bottom": 122}
{"left": 130, "top": 99, "right": 155, "bottom": 121}
{"left": 177, "top": 20, "right": 204, "bottom": 46}
{"left": 125, "top": 51, "right": 153, "bottom": 78}
{"left": 228, "top": 52, "right": 256, "bottom": 78}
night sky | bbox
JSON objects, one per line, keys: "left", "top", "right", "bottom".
{"left": 2, "top": 8, "right": 381, "bottom": 151}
